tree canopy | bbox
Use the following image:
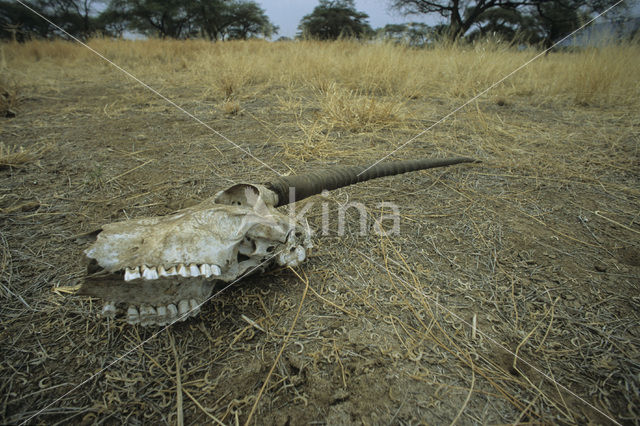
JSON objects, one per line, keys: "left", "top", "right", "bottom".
{"left": 376, "top": 22, "right": 438, "bottom": 46}
{"left": 298, "top": 0, "right": 373, "bottom": 40}
{"left": 1, "top": 0, "right": 277, "bottom": 40}
{"left": 1, "top": 0, "right": 107, "bottom": 41}
{"left": 388, "top": 0, "right": 627, "bottom": 43}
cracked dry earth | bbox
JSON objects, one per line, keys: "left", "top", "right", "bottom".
{"left": 1, "top": 44, "right": 640, "bottom": 425}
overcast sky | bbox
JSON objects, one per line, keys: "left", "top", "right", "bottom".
{"left": 255, "top": 0, "right": 441, "bottom": 38}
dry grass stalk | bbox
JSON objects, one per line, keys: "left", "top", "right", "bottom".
{"left": 0, "top": 78, "right": 18, "bottom": 117}
{"left": 0, "top": 143, "right": 47, "bottom": 168}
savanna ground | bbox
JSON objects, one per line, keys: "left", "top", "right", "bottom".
{"left": 1, "top": 38, "right": 639, "bottom": 425}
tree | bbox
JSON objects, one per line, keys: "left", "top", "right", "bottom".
{"left": 2, "top": 0, "right": 107, "bottom": 40}
{"left": 101, "top": 0, "right": 277, "bottom": 40}
{"left": 466, "top": 6, "right": 540, "bottom": 43}
{"left": 190, "top": 0, "right": 234, "bottom": 40}
{"left": 388, "top": 0, "right": 624, "bottom": 42}
{"left": 102, "top": 0, "right": 196, "bottom": 38}
{"left": 224, "top": 0, "right": 278, "bottom": 40}
{"left": 377, "top": 22, "right": 437, "bottom": 46}
{"left": 1, "top": 1, "right": 51, "bottom": 40}
{"left": 49, "top": 0, "right": 105, "bottom": 38}
{"left": 298, "top": 0, "right": 373, "bottom": 40}
{"left": 532, "top": 1, "right": 591, "bottom": 47}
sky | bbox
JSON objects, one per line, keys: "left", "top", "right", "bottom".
{"left": 255, "top": 0, "right": 441, "bottom": 39}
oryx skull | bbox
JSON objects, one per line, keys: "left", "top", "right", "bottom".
{"left": 78, "top": 157, "right": 476, "bottom": 326}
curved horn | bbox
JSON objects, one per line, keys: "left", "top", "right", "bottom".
{"left": 265, "top": 157, "right": 477, "bottom": 207}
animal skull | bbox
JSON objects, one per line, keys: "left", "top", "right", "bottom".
{"left": 78, "top": 157, "right": 476, "bottom": 326}
{"left": 79, "top": 183, "right": 312, "bottom": 326}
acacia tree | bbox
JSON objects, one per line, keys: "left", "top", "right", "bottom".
{"left": 377, "top": 22, "right": 436, "bottom": 46}
{"left": 102, "top": 0, "right": 196, "bottom": 38}
{"left": 223, "top": 0, "right": 278, "bottom": 40}
{"left": 298, "top": 0, "right": 373, "bottom": 40}
{"left": 191, "top": 0, "right": 232, "bottom": 40}
{"left": 532, "top": 1, "right": 591, "bottom": 47}
{"left": 466, "top": 6, "right": 539, "bottom": 42}
{"left": 388, "top": 0, "right": 624, "bottom": 41}
{"left": 101, "top": 0, "right": 276, "bottom": 40}
{"left": 1, "top": 1, "right": 52, "bottom": 40}
{"left": 2, "top": 0, "right": 107, "bottom": 40}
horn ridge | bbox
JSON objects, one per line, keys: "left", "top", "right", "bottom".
{"left": 265, "top": 157, "right": 477, "bottom": 207}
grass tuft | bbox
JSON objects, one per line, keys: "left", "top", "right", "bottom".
{"left": 319, "top": 83, "right": 405, "bottom": 132}
{"left": 0, "top": 143, "right": 47, "bottom": 168}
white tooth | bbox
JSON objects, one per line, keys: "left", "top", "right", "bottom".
{"left": 127, "top": 306, "right": 140, "bottom": 325}
{"left": 167, "top": 304, "right": 178, "bottom": 321}
{"left": 189, "top": 299, "right": 200, "bottom": 317}
{"left": 211, "top": 265, "right": 221, "bottom": 276}
{"left": 142, "top": 265, "right": 159, "bottom": 280}
{"left": 199, "top": 264, "right": 212, "bottom": 278}
{"left": 177, "top": 263, "right": 190, "bottom": 277}
{"left": 101, "top": 302, "right": 117, "bottom": 318}
{"left": 156, "top": 306, "right": 168, "bottom": 325}
{"left": 166, "top": 266, "right": 177, "bottom": 276}
{"left": 139, "top": 305, "right": 157, "bottom": 326}
{"left": 296, "top": 246, "right": 306, "bottom": 262}
{"left": 178, "top": 299, "right": 190, "bottom": 321}
{"left": 158, "top": 265, "right": 168, "bottom": 277}
{"left": 189, "top": 264, "right": 200, "bottom": 277}
{"left": 125, "top": 267, "right": 141, "bottom": 281}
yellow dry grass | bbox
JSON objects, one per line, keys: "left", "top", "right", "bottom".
{"left": 4, "top": 38, "right": 638, "bottom": 105}
{"left": 0, "top": 142, "right": 47, "bottom": 168}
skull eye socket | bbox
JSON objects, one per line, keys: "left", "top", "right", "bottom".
{"left": 237, "top": 253, "right": 251, "bottom": 263}
{"left": 214, "top": 184, "right": 260, "bottom": 207}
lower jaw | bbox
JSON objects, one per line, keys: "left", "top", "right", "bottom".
{"left": 78, "top": 272, "right": 216, "bottom": 326}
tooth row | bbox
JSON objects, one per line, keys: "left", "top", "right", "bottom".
{"left": 123, "top": 299, "right": 201, "bottom": 326}
{"left": 124, "top": 263, "right": 221, "bottom": 281}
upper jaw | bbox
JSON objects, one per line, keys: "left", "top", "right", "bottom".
{"left": 76, "top": 184, "right": 312, "bottom": 326}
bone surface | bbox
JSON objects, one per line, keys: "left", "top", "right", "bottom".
{"left": 80, "top": 159, "right": 475, "bottom": 326}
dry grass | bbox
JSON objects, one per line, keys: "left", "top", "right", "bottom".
{"left": 5, "top": 38, "right": 638, "bottom": 106}
{"left": 0, "top": 74, "right": 19, "bottom": 118}
{"left": 1, "top": 38, "right": 639, "bottom": 425}
{"left": 319, "top": 83, "right": 405, "bottom": 132}
{"left": 0, "top": 142, "right": 47, "bottom": 168}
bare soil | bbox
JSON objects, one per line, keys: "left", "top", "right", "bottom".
{"left": 1, "top": 41, "right": 639, "bottom": 425}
